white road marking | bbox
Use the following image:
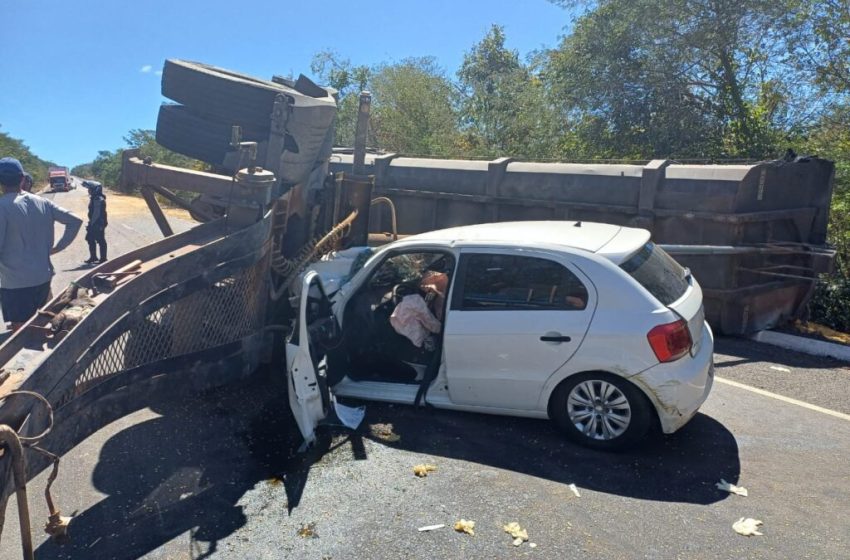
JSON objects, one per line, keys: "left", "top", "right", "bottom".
{"left": 716, "top": 376, "right": 850, "bottom": 422}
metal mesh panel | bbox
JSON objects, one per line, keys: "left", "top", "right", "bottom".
{"left": 75, "top": 258, "right": 267, "bottom": 390}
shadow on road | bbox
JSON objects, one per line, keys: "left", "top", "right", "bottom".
{"left": 34, "top": 376, "right": 302, "bottom": 560}
{"left": 33, "top": 376, "right": 739, "bottom": 559}
{"left": 344, "top": 401, "right": 739, "bottom": 505}
{"left": 715, "top": 336, "right": 848, "bottom": 370}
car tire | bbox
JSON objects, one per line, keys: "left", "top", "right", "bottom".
{"left": 161, "top": 59, "right": 295, "bottom": 128}
{"left": 155, "top": 104, "right": 268, "bottom": 167}
{"left": 549, "top": 372, "right": 654, "bottom": 451}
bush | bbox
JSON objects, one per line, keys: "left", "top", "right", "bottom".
{"left": 808, "top": 275, "right": 850, "bottom": 333}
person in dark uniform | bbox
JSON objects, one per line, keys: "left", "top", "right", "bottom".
{"left": 83, "top": 181, "right": 108, "bottom": 264}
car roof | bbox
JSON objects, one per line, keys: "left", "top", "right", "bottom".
{"left": 400, "top": 221, "right": 651, "bottom": 264}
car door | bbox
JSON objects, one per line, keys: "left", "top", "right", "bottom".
{"left": 286, "top": 271, "right": 335, "bottom": 446}
{"left": 443, "top": 248, "right": 596, "bottom": 410}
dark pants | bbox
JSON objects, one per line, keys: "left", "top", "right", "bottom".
{"left": 86, "top": 226, "right": 107, "bottom": 261}
{"left": 0, "top": 281, "right": 51, "bottom": 324}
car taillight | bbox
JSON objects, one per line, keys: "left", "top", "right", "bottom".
{"left": 647, "top": 319, "right": 692, "bottom": 363}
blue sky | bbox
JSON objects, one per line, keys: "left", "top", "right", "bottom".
{"left": 0, "top": 0, "right": 571, "bottom": 167}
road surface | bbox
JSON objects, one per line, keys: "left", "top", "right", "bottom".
{"left": 1, "top": 190, "right": 848, "bottom": 559}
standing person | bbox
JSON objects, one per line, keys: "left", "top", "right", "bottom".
{"left": 84, "top": 181, "right": 107, "bottom": 264}
{"left": 22, "top": 172, "right": 33, "bottom": 192}
{"left": 0, "top": 157, "right": 82, "bottom": 330}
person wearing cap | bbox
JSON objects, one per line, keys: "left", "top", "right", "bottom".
{"left": 0, "top": 157, "right": 82, "bottom": 329}
{"left": 22, "top": 172, "right": 33, "bottom": 192}
{"left": 83, "top": 181, "right": 107, "bottom": 264}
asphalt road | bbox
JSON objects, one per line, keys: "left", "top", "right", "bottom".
{"left": 1, "top": 195, "right": 849, "bottom": 558}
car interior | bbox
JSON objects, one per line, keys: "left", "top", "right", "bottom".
{"left": 327, "top": 251, "right": 455, "bottom": 386}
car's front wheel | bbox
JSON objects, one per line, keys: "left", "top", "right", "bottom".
{"left": 550, "top": 372, "right": 654, "bottom": 451}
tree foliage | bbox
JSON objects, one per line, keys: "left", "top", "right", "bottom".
{"left": 0, "top": 126, "right": 56, "bottom": 187}
{"left": 458, "top": 25, "right": 561, "bottom": 159}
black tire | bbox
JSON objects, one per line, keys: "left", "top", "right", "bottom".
{"left": 155, "top": 104, "right": 267, "bottom": 167}
{"left": 549, "top": 372, "right": 654, "bottom": 451}
{"left": 161, "top": 59, "right": 296, "bottom": 127}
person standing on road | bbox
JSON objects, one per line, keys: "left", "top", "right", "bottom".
{"left": 0, "top": 157, "right": 83, "bottom": 329}
{"left": 22, "top": 172, "right": 33, "bottom": 192}
{"left": 84, "top": 182, "right": 107, "bottom": 264}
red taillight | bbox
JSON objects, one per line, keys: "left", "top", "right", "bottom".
{"left": 647, "top": 319, "right": 692, "bottom": 362}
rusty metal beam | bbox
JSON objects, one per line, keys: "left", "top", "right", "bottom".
{"left": 352, "top": 92, "right": 371, "bottom": 176}
{"left": 145, "top": 184, "right": 216, "bottom": 222}
{"left": 140, "top": 186, "right": 174, "bottom": 237}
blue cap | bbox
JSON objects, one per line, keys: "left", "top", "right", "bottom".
{"left": 0, "top": 157, "right": 25, "bottom": 181}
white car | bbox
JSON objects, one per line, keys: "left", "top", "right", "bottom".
{"left": 287, "top": 221, "right": 714, "bottom": 450}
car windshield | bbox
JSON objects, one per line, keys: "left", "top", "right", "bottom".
{"left": 620, "top": 242, "right": 689, "bottom": 306}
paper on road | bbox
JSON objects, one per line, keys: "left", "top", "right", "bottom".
{"left": 333, "top": 400, "right": 366, "bottom": 430}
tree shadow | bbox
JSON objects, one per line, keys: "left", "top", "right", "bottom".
{"left": 34, "top": 377, "right": 302, "bottom": 560}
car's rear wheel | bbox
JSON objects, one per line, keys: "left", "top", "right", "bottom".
{"left": 550, "top": 372, "right": 653, "bottom": 451}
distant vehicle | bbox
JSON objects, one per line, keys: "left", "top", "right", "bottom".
{"left": 289, "top": 221, "right": 715, "bottom": 451}
{"left": 48, "top": 166, "right": 73, "bottom": 191}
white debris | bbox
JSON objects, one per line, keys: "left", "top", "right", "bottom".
{"left": 569, "top": 483, "right": 581, "bottom": 497}
{"left": 716, "top": 479, "right": 748, "bottom": 497}
{"left": 732, "top": 517, "right": 763, "bottom": 536}
{"left": 529, "top": 543, "right": 537, "bottom": 548}
{"left": 333, "top": 400, "right": 366, "bottom": 430}
{"left": 769, "top": 365, "right": 791, "bottom": 372}
{"left": 417, "top": 524, "right": 445, "bottom": 532}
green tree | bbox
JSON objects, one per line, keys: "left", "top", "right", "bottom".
{"left": 368, "top": 58, "right": 460, "bottom": 156}
{"left": 0, "top": 125, "right": 56, "bottom": 186}
{"left": 311, "top": 53, "right": 461, "bottom": 155}
{"left": 458, "top": 25, "right": 561, "bottom": 159}
{"left": 546, "top": 0, "right": 797, "bottom": 159}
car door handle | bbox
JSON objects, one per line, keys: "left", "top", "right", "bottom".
{"left": 540, "top": 335, "right": 571, "bottom": 343}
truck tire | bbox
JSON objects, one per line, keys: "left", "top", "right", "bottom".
{"left": 161, "top": 59, "right": 294, "bottom": 128}
{"left": 156, "top": 104, "right": 267, "bottom": 167}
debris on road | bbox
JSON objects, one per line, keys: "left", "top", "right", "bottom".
{"left": 413, "top": 464, "right": 438, "bottom": 477}
{"left": 503, "top": 522, "right": 529, "bottom": 546}
{"left": 417, "top": 524, "right": 445, "bottom": 532}
{"left": 732, "top": 517, "right": 763, "bottom": 536}
{"left": 333, "top": 400, "right": 365, "bottom": 429}
{"left": 370, "top": 423, "right": 401, "bottom": 442}
{"left": 529, "top": 543, "right": 537, "bottom": 548}
{"left": 769, "top": 365, "right": 791, "bottom": 373}
{"left": 297, "top": 522, "right": 319, "bottom": 539}
{"left": 569, "top": 483, "right": 581, "bottom": 497}
{"left": 716, "top": 479, "right": 748, "bottom": 497}
{"left": 454, "top": 519, "right": 475, "bottom": 536}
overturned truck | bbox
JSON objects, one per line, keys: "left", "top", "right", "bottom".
{"left": 0, "top": 59, "right": 836, "bottom": 557}
{"left": 330, "top": 153, "right": 836, "bottom": 335}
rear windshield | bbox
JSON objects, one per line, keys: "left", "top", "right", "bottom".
{"left": 620, "top": 242, "right": 689, "bottom": 305}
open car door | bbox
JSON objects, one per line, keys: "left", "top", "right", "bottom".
{"left": 286, "top": 270, "right": 338, "bottom": 446}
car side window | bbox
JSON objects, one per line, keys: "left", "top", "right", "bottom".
{"left": 457, "top": 254, "right": 588, "bottom": 311}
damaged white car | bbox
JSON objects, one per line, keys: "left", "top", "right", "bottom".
{"left": 286, "top": 221, "right": 714, "bottom": 451}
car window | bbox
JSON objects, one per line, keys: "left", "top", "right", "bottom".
{"left": 458, "top": 254, "right": 588, "bottom": 311}
{"left": 369, "top": 252, "right": 450, "bottom": 288}
{"left": 620, "top": 242, "right": 689, "bottom": 305}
